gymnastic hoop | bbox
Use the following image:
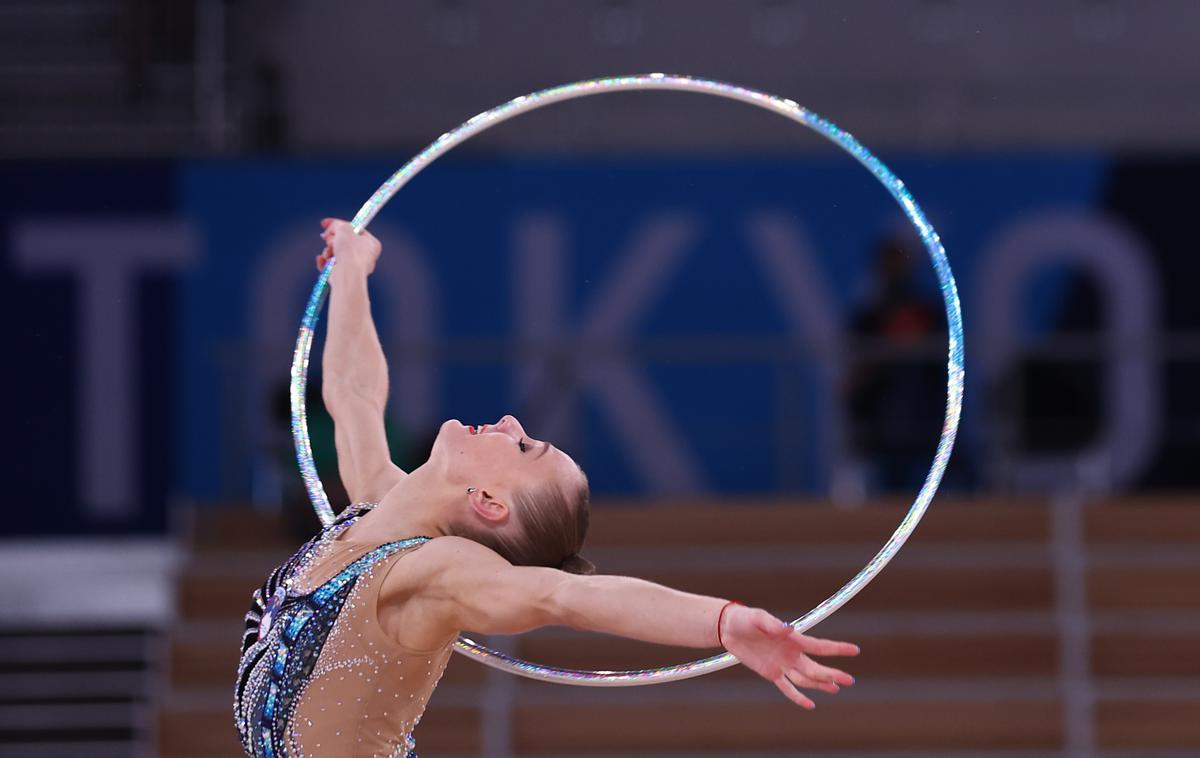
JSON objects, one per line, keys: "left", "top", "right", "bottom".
{"left": 289, "top": 74, "right": 964, "bottom": 686}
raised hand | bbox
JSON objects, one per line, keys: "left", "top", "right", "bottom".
{"left": 719, "top": 604, "right": 859, "bottom": 709}
{"left": 317, "top": 218, "right": 382, "bottom": 276}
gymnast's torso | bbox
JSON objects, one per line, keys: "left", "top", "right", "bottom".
{"left": 234, "top": 502, "right": 453, "bottom": 757}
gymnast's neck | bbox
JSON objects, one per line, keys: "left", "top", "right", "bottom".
{"left": 346, "top": 463, "right": 454, "bottom": 544}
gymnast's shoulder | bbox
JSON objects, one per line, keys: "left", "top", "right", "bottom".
{"left": 384, "top": 536, "right": 511, "bottom": 593}
{"left": 415, "top": 535, "right": 506, "bottom": 566}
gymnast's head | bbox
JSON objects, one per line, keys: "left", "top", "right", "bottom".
{"left": 429, "top": 414, "right": 594, "bottom": 574}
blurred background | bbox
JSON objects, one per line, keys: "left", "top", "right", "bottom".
{"left": 2, "top": 1, "right": 1198, "bottom": 756}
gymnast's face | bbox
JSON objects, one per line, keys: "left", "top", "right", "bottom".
{"left": 430, "top": 414, "right": 583, "bottom": 522}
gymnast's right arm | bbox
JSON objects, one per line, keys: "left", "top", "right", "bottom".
{"left": 318, "top": 218, "right": 407, "bottom": 503}
{"left": 412, "top": 537, "right": 859, "bottom": 708}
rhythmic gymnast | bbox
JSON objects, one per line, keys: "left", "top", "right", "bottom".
{"left": 234, "top": 218, "right": 861, "bottom": 757}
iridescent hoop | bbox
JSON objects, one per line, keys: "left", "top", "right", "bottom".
{"left": 290, "top": 74, "right": 964, "bottom": 686}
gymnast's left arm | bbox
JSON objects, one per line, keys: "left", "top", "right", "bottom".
{"left": 408, "top": 537, "right": 859, "bottom": 709}
{"left": 317, "top": 218, "right": 407, "bottom": 503}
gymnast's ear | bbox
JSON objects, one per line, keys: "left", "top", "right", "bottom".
{"left": 468, "top": 488, "right": 510, "bottom": 525}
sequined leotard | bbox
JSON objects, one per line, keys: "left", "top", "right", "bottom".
{"left": 235, "top": 503, "right": 454, "bottom": 757}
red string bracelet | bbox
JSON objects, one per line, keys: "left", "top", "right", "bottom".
{"left": 716, "top": 600, "right": 743, "bottom": 649}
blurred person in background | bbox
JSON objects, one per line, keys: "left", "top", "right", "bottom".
{"left": 234, "top": 219, "right": 861, "bottom": 757}
{"left": 845, "top": 234, "right": 948, "bottom": 492}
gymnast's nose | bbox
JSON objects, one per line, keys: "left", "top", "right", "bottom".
{"left": 497, "top": 414, "right": 524, "bottom": 435}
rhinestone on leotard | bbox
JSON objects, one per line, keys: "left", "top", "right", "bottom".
{"left": 234, "top": 502, "right": 451, "bottom": 757}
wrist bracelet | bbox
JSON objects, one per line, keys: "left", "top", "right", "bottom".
{"left": 716, "top": 600, "right": 743, "bottom": 649}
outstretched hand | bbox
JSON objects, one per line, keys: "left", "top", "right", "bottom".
{"left": 317, "top": 218, "right": 382, "bottom": 275}
{"left": 720, "top": 604, "right": 859, "bottom": 710}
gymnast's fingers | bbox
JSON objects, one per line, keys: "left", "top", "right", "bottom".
{"left": 800, "top": 659, "right": 855, "bottom": 687}
{"left": 774, "top": 675, "right": 815, "bottom": 710}
{"left": 794, "top": 631, "right": 860, "bottom": 657}
{"left": 787, "top": 669, "right": 840, "bottom": 694}
{"left": 782, "top": 666, "right": 840, "bottom": 690}
{"left": 790, "top": 650, "right": 854, "bottom": 685}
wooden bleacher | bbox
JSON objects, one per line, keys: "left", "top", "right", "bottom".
{"left": 155, "top": 496, "right": 1200, "bottom": 756}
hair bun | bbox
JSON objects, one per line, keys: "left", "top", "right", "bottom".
{"left": 559, "top": 553, "right": 596, "bottom": 575}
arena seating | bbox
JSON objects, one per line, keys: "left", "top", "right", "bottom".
{"left": 0, "top": 626, "right": 156, "bottom": 757}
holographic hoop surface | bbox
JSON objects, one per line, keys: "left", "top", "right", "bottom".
{"left": 290, "top": 74, "right": 964, "bottom": 686}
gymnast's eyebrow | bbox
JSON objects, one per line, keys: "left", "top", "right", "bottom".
{"left": 536, "top": 442, "right": 553, "bottom": 459}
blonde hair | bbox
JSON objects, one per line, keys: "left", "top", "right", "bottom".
{"left": 451, "top": 473, "right": 594, "bottom": 574}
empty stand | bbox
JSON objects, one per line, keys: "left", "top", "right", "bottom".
{"left": 0, "top": 626, "right": 159, "bottom": 758}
